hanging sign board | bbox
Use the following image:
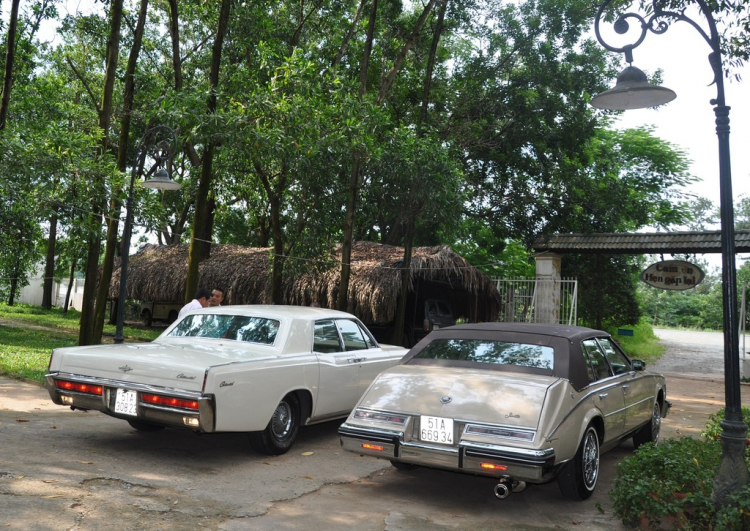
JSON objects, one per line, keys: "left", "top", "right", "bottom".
{"left": 640, "top": 260, "right": 705, "bottom": 290}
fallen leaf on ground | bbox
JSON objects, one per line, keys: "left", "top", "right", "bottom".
{"left": 301, "top": 452, "right": 314, "bottom": 456}
{"left": 43, "top": 480, "right": 58, "bottom": 484}
{"left": 41, "top": 495, "right": 63, "bottom": 498}
{"left": 15, "top": 419, "right": 29, "bottom": 423}
{"left": 301, "top": 475, "right": 313, "bottom": 480}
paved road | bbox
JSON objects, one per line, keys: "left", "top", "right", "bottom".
{"left": 0, "top": 329, "right": 747, "bottom": 530}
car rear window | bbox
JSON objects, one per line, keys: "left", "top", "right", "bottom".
{"left": 168, "top": 314, "right": 280, "bottom": 345}
{"left": 409, "top": 338, "right": 554, "bottom": 369}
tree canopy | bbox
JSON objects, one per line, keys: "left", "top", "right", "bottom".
{"left": 0, "top": 0, "right": 712, "bottom": 340}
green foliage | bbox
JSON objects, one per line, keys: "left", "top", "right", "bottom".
{"left": 606, "top": 319, "right": 664, "bottom": 365}
{"left": 712, "top": 485, "right": 750, "bottom": 530}
{"left": 700, "top": 407, "right": 750, "bottom": 444}
{"left": 565, "top": 254, "right": 642, "bottom": 330}
{"left": 610, "top": 437, "right": 722, "bottom": 529}
{"left": 611, "top": 407, "right": 750, "bottom": 530}
{"left": 0, "top": 325, "right": 74, "bottom": 382}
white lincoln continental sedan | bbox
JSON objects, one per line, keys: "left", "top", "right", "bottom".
{"left": 46, "top": 305, "right": 408, "bottom": 455}
{"left": 338, "top": 323, "right": 669, "bottom": 500}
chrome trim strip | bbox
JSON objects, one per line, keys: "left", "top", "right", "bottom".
{"left": 339, "top": 423, "right": 403, "bottom": 440}
{"left": 464, "top": 423, "right": 536, "bottom": 442}
{"left": 461, "top": 441, "right": 554, "bottom": 460}
{"left": 401, "top": 440, "right": 460, "bottom": 455}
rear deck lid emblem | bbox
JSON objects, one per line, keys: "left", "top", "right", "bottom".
{"left": 440, "top": 395, "right": 452, "bottom": 404}
{"left": 119, "top": 365, "right": 133, "bottom": 372}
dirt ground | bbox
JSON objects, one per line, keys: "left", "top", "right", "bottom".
{"left": 0, "top": 328, "right": 747, "bottom": 530}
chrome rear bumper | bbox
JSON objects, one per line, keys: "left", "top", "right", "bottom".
{"left": 339, "top": 423, "right": 556, "bottom": 483}
{"left": 45, "top": 372, "right": 216, "bottom": 432}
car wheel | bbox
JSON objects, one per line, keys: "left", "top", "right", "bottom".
{"left": 633, "top": 400, "right": 661, "bottom": 448}
{"left": 142, "top": 309, "right": 152, "bottom": 327}
{"left": 127, "top": 419, "right": 165, "bottom": 432}
{"left": 249, "top": 394, "right": 300, "bottom": 455}
{"left": 390, "top": 460, "right": 418, "bottom": 471}
{"left": 557, "top": 425, "right": 600, "bottom": 501}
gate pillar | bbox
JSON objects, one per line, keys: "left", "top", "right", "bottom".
{"left": 535, "top": 253, "right": 562, "bottom": 324}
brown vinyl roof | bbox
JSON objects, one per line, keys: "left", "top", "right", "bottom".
{"left": 533, "top": 230, "right": 750, "bottom": 254}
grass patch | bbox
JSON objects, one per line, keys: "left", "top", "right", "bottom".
{"left": 607, "top": 320, "right": 665, "bottom": 365}
{"left": 0, "top": 325, "right": 76, "bottom": 383}
{"left": 0, "top": 302, "right": 161, "bottom": 384}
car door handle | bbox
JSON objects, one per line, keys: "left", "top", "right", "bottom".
{"left": 598, "top": 393, "right": 608, "bottom": 399}
{"left": 347, "top": 357, "right": 365, "bottom": 363}
{"left": 622, "top": 385, "right": 630, "bottom": 390}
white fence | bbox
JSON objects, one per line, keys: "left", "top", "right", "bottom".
{"left": 493, "top": 278, "right": 578, "bottom": 325}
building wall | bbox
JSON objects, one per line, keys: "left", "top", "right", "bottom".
{"left": 17, "top": 277, "right": 84, "bottom": 311}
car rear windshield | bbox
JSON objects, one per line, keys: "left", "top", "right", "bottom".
{"left": 410, "top": 339, "right": 554, "bottom": 369}
{"left": 168, "top": 314, "right": 280, "bottom": 345}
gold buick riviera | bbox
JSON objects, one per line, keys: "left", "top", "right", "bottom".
{"left": 338, "top": 323, "right": 669, "bottom": 500}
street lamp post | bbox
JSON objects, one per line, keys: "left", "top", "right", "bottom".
{"left": 113, "top": 125, "right": 181, "bottom": 344}
{"left": 592, "top": 0, "right": 749, "bottom": 502}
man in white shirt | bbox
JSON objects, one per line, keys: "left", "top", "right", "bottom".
{"left": 178, "top": 288, "right": 212, "bottom": 319}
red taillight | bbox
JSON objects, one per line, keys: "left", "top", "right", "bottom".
{"left": 141, "top": 393, "right": 199, "bottom": 411}
{"left": 481, "top": 463, "right": 507, "bottom": 471}
{"left": 56, "top": 380, "right": 103, "bottom": 396}
{"left": 362, "top": 443, "right": 384, "bottom": 451}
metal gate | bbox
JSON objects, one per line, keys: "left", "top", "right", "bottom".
{"left": 493, "top": 278, "right": 578, "bottom": 325}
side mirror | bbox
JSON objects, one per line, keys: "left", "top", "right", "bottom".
{"left": 632, "top": 359, "right": 646, "bottom": 371}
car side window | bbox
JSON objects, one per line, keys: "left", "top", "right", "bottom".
{"left": 313, "top": 320, "right": 343, "bottom": 353}
{"left": 581, "top": 339, "right": 612, "bottom": 382}
{"left": 598, "top": 338, "right": 632, "bottom": 375}
{"left": 356, "top": 321, "right": 378, "bottom": 349}
{"left": 336, "top": 319, "right": 368, "bottom": 351}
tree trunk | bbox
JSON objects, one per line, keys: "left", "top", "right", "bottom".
{"left": 41, "top": 206, "right": 58, "bottom": 309}
{"left": 78, "top": 0, "right": 124, "bottom": 346}
{"left": 8, "top": 263, "right": 18, "bottom": 306}
{"left": 337, "top": 0, "right": 377, "bottom": 311}
{"left": 63, "top": 259, "right": 77, "bottom": 315}
{"left": 391, "top": 0, "right": 446, "bottom": 336}
{"left": 419, "top": 0, "right": 447, "bottom": 128}
{"left": 93, "top": 0, "right": 150, "bottom": 338}
{"left": 376, "top": 0, "right": 440, "bottom": 105}
{"left": 391, "top": 221, "right": 414, "bottom": 346}
{"left": 185, "top": 0, "right": 231, "bottom": 301}
{"left": 0, "top": 0, "right": 20, "bottom": 130}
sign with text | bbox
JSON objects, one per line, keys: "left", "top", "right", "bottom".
{"left": 640, "top": 260, "right": 705, "bottom": 291}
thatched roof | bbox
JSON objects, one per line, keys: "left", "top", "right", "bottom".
{"left": 109, "top": 241, "right": 501, "bottom": 324}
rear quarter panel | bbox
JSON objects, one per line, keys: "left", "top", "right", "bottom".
{"left": 205, "top": 353, "right": 320, "bottom": 431}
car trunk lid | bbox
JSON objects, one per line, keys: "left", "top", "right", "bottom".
{"left": 360, "top": 365, "right": 556, "bottom": 429}
{"left": 51, "top": 340, "right": 276, "bottom": 392}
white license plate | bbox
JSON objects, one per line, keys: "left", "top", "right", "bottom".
{"left": 114, "top": 389, "right": 138, "bottom": 416}
{"left": 420, "top": 415, "right": 454, "bottom": 444}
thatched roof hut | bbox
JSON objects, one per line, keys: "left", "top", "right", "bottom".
{"left": 109, "top": 241, "right": 501, "bottom": 324}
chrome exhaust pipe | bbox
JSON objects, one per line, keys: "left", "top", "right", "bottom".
{"left": 494, "top": 482, "right": 511, "bottom": 499}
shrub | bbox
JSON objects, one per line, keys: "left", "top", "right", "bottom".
{"left": 610, "top": 437, "right": 721, "bottom": 529}
{"left": 700, "top": 407, "right": 750, "bottom": 445}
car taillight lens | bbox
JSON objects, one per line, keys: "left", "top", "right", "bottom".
{"left": 56, "top": 380, "right": 103, "bottom": 395}
{"left": 141, "top": 393, "right": 199, "bottom": 411}
{"left": 353, "top": 409, "right": 408, "bottom": 426}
